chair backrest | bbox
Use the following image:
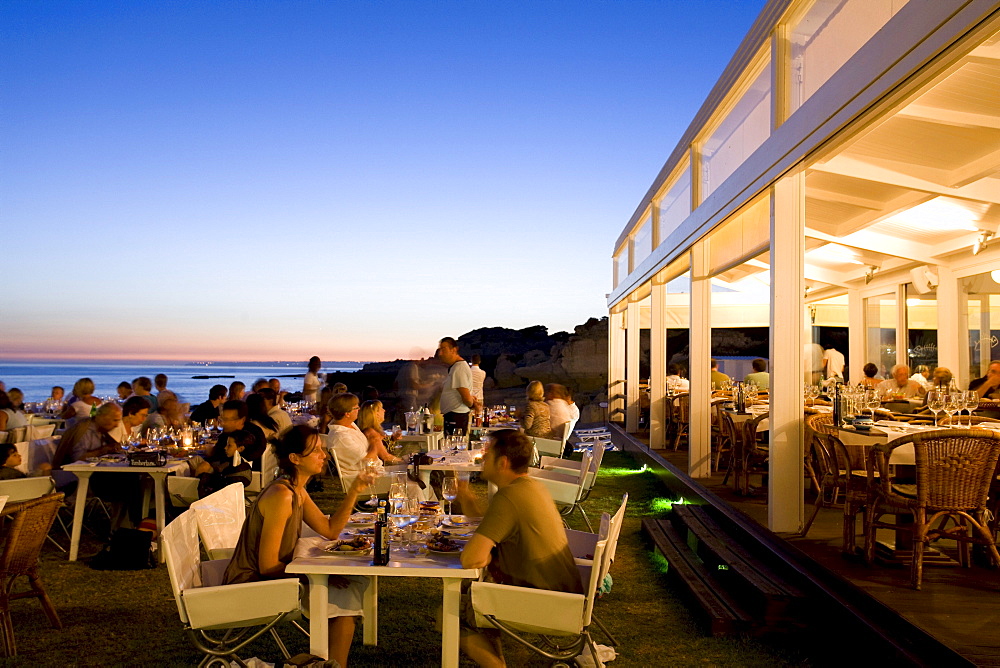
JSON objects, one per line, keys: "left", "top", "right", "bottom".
{"left": 5, "top": 426, "right": 27, "bottom": 445}
{"left": 602, "top": 492, "right": 628, "bottom": 573}
{"left": 326, "top": 441, "right": 350, "bottom": 494}
{"left": 806, "top": 412, "right": 835, "bottom": 436}
{"left": 27, "top": 423, "right": 56, "bottom": 441}
{"left": 573, "top": 451, "right": 592, "bottom": 502}
{"left": 555, "top": 422, "right": 572, "bottom": 446}
{"left": 162, "top": 509, "right": 204, "bottom": 625}
{"left": 581, "top": 537, "right": 610, "bottom": 626}
{"left": 0, "top": 493, "right": 64, "bottom": 576}
{"left": 190, "top": 483, "right": 246, "bottom": 560}
{"left": 532, "top": 435, "right": 563, "bottom": 458}
{"left": 911, "top": 430, "right": 1000, "bottom": 509}
{"left": 13, "top": 441, "right": 30, "bottom": 474}
{"left": 0, "top": 476, "right": 56, "bottom": 503}
{"left": 743, "top": 413, "right": 769, "bottom": 452}
{"left": 261, "top": 444, "right": 279, "bottom": 488}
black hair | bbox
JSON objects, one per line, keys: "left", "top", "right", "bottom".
{"left": 222, "top": 399, "right": 248, "bottom": 419}
{"left": 275, "top": 425, "right": 321, "bottom": 477}
{"left": 246, "top": 393, "right": 278, "bottom": 432}
{"left": 0, "top": 444, "right": 17, "bottom": 467}
{"left": 122, "top": 396, "right": 151, "bottom": 417}
{"left": 209, "top": 384, "right": 228, "bottom": 400}
{"left": 489, "top": 429, "right": 533, "bottom": 473}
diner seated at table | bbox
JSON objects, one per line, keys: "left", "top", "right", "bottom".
{"left": 327, "top": 392, "right": 376, "bottom": 486}
{"left": 743, "top": 359, "right": 769, "bottom": 391}
{"left": 196, "top": 428, "right": 253, "bottom": 498}
{"left": 0, "top": 389, "right": 27, "bottom": 432}
{"left": 46, "top": 385, "right": 65, "bottom": 412}
{"left": 0, "top": 444, "right": 27, "bottom": 479}
{"left": 154, "top": 373, "right": 178, "bottom": 405}
{"left": 258, "top": 387, "right": 292, "bottom": 437}
{"left": 454, "top": 429, "right": 583, "bottom": 668}
{"left": 111, "top": 395, "right": 150, "bottom": 444}
{"left": 859, "top": 363, "right": 882, "bottom": 390}
{"left": 267, "top": 378, "right": 286, "bottom": 405}
{"left": 218, "top": 400, "right": 267, "bottom": 470}
{"left": 969, "top": 360, "right": 1000, "bottom": 400}
{"left": 189, "top": 384, "right": 227, "bottom": 425}
{"left": 711, "top": 359, "right": 730, "bottom": 389}
{"left": 140, "top": 396, "right": 187, "bottom": 436}
{"left": 357, "top": 399, "right": 425, "bottom": 500}
{"left": 247, "top": 393, "right": 279, "bottom": 441}
{"left": 545, "top": 383, "right": 573, "bottom": 438}
{"left": 129, "top": 376, "right": 159, "bottom": 413}
{"left": 116, "top": 381, "right": 132, "bottom": 402}
{"left": 228, "top": 381, "right": 246, "bottom": 402}
{"left": 520, "top": 381, "right": 551, "bottom": 438}
{"left": 666, "top": 364, "right": 691, "bottom": 392}
{"left": 876, "top": 364, "right": 926, "bottom": 400}
{"left": 909, "top": 365, "right": 931, "bottom": 389}
{"left": 61, "top": 377, "right": 102, "bottom": 424}
{"left": 223, "top": 426, "right": 373, "bottom": 668}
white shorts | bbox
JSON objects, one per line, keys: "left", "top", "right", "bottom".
{"left": 301, "top": 575, "right": 369, "bottom": 618}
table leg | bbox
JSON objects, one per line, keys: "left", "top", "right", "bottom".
{"left": 441, "top": 577, "right": 462, "bottom": 668}
{"left": 152, "top": 473, "right": 167, "bottom": 563}
{"left": 363, "top": 575, "right": 378, "bottom": 645}
{"left": 306, "top": 574, "right": 329, "bottom": 659}
{"left": 68, "top": 472, "right": 91, "bottom": 561}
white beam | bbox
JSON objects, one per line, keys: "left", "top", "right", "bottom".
{"left": 608, "top": 310, "right": 625, "bottom": 424}
{"left": 805, "top": 228, "right": 939, "bottom": 264}
{"left": 650, "top": 280, "right": 667, "bottom": 449}
{"left": 898, "top": 104, "right": 1000, "bottom": 130}
{"left": 937, "top": 266, "right": 962, "bottom": 385}
{"left": 626, "top": 301, "right": 641, "bottom": 433}
{"left": 689, "top": 242, "right": 712, "bottom": 478}
{"left": 769, "top": 171, "right": 805, "bottom": 533}
{"left": 848, "top": 289, "right": 865, "bottom": 384}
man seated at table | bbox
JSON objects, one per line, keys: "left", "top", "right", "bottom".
{"left": 711, "top": 359, "right": 729, "bottom": 390}
{"left": 456, "top": 429, "right": 583, "bottom": 667}
{"left": 218, "top": 400, "right": 267, "bottom": 470}
{"left": 876, "top": 364, "right": 926, "bottom": 400}
{"left": 190, "top": 384, "right": 227, "bottom": 425}
{"left": 110, "top": 395, "right": 150, "bottom": 444}
{"left": 744, "top": 358, "right": 770, "bottom": 391}
{"left": 970, "top": 360, "right": 1000, "bottom": 400}
{"left": 258, "top": 387, "right": 292, "bottom": 437}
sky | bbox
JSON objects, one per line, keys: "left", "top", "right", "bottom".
{"left": 1, "top": 0, "right": 765, "bottom": 362}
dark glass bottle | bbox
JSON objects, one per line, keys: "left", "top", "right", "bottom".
{"left": 373, "top": 500, "right": 390, "bottom": 566}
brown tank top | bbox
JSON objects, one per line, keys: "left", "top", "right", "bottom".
{"left": 222, "top": 477, "right": 302, "bottom": 584}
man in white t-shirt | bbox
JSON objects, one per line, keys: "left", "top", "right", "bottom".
{"left": 822, "top": 344, "right": 845, "bottom": 381}
{"left": 436, "top": 337, "right": 479, "bottom": 435}
{"left": 470, "top": 355, "right": 486, "bottom": 404}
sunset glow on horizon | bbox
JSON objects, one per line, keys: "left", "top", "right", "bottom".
{"left": 2, "top": 0, "right": 765, "bottom": 363}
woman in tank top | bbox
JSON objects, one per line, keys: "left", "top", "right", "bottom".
{"left": 223, "top": 425, "right": 374, "bottom": 667}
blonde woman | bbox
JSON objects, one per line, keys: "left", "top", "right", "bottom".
{"left": 357, "top": 400, "right": 403, "bottom": 465}
{"left": 521, "top": 380, "right": 551, "bottom": 438}
{"left": 61, "top": 378, "right": 102, "bottom": 423}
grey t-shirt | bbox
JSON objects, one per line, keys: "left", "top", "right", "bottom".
{"left": 441, "top": 361, "right": 473, "bottom": 414}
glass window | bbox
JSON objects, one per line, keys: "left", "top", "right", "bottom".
{"left": 633, "top": 214, "right": 652, "bottom": 269}
{"left": 701, "top": 65, "right": 771, "bottom": 199}
{"left": 865, "top": 293, "right": 897, "bottom": 378}
{"left": 613, "top": 251, "right": 629, "bottom": 288}
{"left": 906, "top": 285, "right": 937, "bottom": 373}
{"left": 656, "top": 166, "right": 691, "bottom": 245}
{"left": 963, "top": 272, "right": 1000, "bottom": 381}
{"left": 790, "top": 0, "right": 910, "bottom": 112}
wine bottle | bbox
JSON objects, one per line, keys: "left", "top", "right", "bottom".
{"left": 373, "top": 500, "right": 390, "bottom": 566}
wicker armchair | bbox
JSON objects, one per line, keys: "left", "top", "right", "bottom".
{"left": 733, "top": 413, "right": 768, "bottom": 496}
{"left": 0, "top": 493, "right": 64, "bottom": 657}
{"left": 863, "top": 429, "right": 1000, "bottom": 589}
{"left": 668, "top": 394, "right": 690, "bottom": 451}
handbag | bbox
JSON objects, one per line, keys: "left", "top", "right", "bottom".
{"left": 90, "top": 527, "right": 157, "bottom": 570}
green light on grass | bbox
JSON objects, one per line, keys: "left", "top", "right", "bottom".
{"left": 650, "top": 497, "right": 674, "bottom": 512}
{"left": 600, "top": 467, "right": 650, "bottom": 476}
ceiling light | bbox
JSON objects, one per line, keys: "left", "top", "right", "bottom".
{"left": 992, "top": 270, "right": 1000, "bottom": 283}
{"left": 865, "top": 265, "right": 880, "bottom": 284}
{"left": 973, "top": 230, "right": 994, "bottom": 255}
{"left": 890, "top": 198, "right": 983, "bottom": 232}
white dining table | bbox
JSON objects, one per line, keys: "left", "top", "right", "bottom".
{"left": 62, "top": 457, "right": 190, "bottom": 561}
{"left": 288, "top": 537, "right": 481, "bottom": 667}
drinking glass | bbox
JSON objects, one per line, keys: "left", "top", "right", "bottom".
{"left": 943, "top": 393, "right": 961, "bottom": 426}
{"left": 441, "top": 475, "right": 458, "bottom": 519}
{"left": 864, "top": 390, "right": 880, "bottom": 421}
{"left": 963, "top": 391, "right": 980, "bottom": 427}
{"left": 926, "top": 391, "right": 944, "bottom": 427}
{"left": 363, "top": 458, "right": 382, "bottom": 507}
{"left": 389, "top": 482, "right": 407, "bottom": 514}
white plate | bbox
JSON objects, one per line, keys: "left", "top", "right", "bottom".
{"left": 323, "top": 539, "right": 373, "bottom": 555}
{"left": 427, "top": 546, "right": 463, "bottom": 555}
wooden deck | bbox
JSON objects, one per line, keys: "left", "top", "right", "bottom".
{"left": 617, "top": 427, "right": 1000, "bottom": 666}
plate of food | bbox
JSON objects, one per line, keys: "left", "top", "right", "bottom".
{"left": 323, "top": 536, "right": 373, "bottom": 555}
{"left": 426, "top": 536, "right": 464, "bottom": 554}
{"left": 442, "top": 515, "right": 476, "bottom": 528}
{"left": 347, "top": 513, "right": 376, "bottom": 528}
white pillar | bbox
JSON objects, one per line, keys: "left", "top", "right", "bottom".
{"left": 650, "top": 280, "right": 667, "bottom": 449}
{"left": 896, "top": 284, "right": 908, "bottom": 370}
{"left": 847, "top": 288, "right": 864, "bottom": 384}
{"left": 689, "top": 242, "right": 712, "bottom": 478}
{"left": 979, "top": 295, "right": 990, "bottom": 378}
{"left": 769, "top": 171, "right": 805, "bottom": 533}
{"left": 936, "top": 266, "right": 961, "bottom": 384}
{"left": 626, "top": 300, "right": 641, "bottom": 433}
{"left": 608, "top": 309, "right": 626, "bottom": 424}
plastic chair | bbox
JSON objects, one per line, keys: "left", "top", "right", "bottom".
{"left": 190, "top": 484, "right": 247, "bottom": 561}
{"left": 26, "top": 424, "right": 55, "bottom": 441}
{"left": 470, "top": 529, "right": 611, "bottom": 665}
{"left": 541, "top": 440, "right": 605, "bottom": 501}
{"left": 0, "top": 493, "right": 64, "bottom": 657}
{"left": 327, "top": 443, "right": 391, "bottom": 496}
{"left": 162, "top": 508, "right": 301, "bottom": 667}
{"left": 529, "top": 435, "right": 563, "bottom": 458}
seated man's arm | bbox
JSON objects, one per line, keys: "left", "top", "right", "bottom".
{"left": 455, "top": 479, "right": 485, "bottom": 517}
{"left": 461, "top": 533, "right": 495, "bottom": 570}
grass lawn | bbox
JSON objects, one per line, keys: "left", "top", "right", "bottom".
{"left": 2, "top": 453, "right": 817, "bottom": 667}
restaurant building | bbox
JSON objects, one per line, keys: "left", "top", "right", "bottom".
{"left": 607, "top": 0, "right": 1000, "bottom": 532}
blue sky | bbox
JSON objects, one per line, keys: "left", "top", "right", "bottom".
{"left": 1, "top": 0, "right": 764, "bottom": 361}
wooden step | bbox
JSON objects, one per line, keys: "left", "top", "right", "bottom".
{"left": 670, "top": 504, "right": 806, "bottom": 626}
{"left": 642, "top": 518, "right": 753, "bottom": 636}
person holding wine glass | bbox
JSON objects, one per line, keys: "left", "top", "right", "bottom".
{"left": 358, "top": 399, "right": 426, "bottom": 501}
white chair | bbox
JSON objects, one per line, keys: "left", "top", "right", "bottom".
{"left": 541, "top": 440, "right": 606, "bottom": 493}
{"left": 566, "top": 492, "right": 627, "bottom": 585}
{"left": 26, "top": 424, "right": 56, "bottom": 441}
{"left": 162, "top": 509, "right": 301, "bottom": 666}
{"left": 529, "top": 452, "right": 593, "bottom": 531}
{"left": 189, "top": 484, "right": 246, "bottom": 561}
{"left": 470, "top": 533, "right": 610, "bottom": 665}
{"left": 529, "top": 435, "right": 564, "bottom": 458}
{"left": 327, "top": 443, "right": 392, "bottom": 496}
{"left": 245, "top": 444, "right": 280, "bottom": 497}
{"left": 0, "top": 477, "right": 65, "bottom": 551}
{"left": 2, "top": 428, "right": 26, "bottom": 446}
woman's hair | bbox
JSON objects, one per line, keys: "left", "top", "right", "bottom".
{"left": 357, "top": 400, "right": 383, "bottom": 432}
{"left": 7, "top": 389, "right": 23, "bottom": 409}
{"left": 330, "top": 382, "right": 348, "bottom": 395}
{"left": 526, "top": 380, "right": 544, "bottom": 402}
{"left": 257, "top": 387, "right": 278, "bottom": 406}
{"left": 275, "top": 425, "right": 321, "bottom": 477}
{"left": 329, "top": 392, "right": 359, "bottom": 420}
{"left": 228, "top": 381, "right": 246, "bottom": 400}
{"left": 863, "top": 363, "right": 879, "bottom": 378}
{"left": 0, "top": 391, "right": 11, "bottom": 412}
{"left": 246, "top": 393, "right": 278, "bottom": 432}
{"left": 0, "top": 444, "right": 17, "bottom": 467}
{"left": 73, "top": 378, "right": 95, "bottom": 397}
{"left": 308, "top": 356, "right": 321, "bottom": 372}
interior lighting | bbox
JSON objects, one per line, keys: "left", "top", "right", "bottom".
{"left": 973, "top": 230, "right": 994, "bottom": 255}
{"left": 890, "top": 197, "right": 983, "bottom": 232}
{"left": 814, "top": 243, "right": 865, "bottom": 265}
{"left": 865, "top": 265, "right": 880, "bottom": 284}
{"left": 992, "top": 270, "right": 1000, "bottom": 283}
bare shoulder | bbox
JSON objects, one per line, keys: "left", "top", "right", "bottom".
{"left": 257, "top": 482, "right": 293, "bottom": 513}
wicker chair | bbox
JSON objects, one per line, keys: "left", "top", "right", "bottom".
{"left": 937, "top": 415, "right": 1000, "bottom": 427}
{"left": 863, "top": 429, "right": 1000, "bottom": 589}
{"left": 734, "top": 413, "right": 768, "bottom": 496}
{"left": 0, "top": 493, "right": 64, "bottom": 657}
{"left": 668, "top": 394, "right": 690, "bottom": 451}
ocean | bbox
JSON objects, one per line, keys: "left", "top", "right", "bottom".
{"left": 0, "top": 361, "right": 365, "bottom": 403}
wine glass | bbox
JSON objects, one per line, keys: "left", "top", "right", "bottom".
{"left": 363, "top": 458, "right": 382, "bottom": 507}
{"left": 943, "top": 393, "right": 961, "bottom": 427}
{"left": 963, "top": 391, "right": 980, "bottom": 428}
{"left": 926, "top": 391, "right": 944, "bottom": 427}
{"left": 441, "top": 475, "right": 458, "bottom": 519}
{"left": 864, "top": 390, "right": 881, "bottom": 421}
